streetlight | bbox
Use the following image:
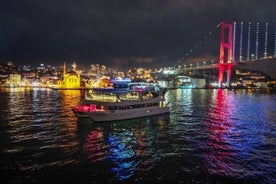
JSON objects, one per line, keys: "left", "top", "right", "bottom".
{"left": 251, "top": 54, "right": 254, "bottom": 61}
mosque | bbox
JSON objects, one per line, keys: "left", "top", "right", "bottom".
{"left": 58, "top": 62, "right": 81, "bottom": 89}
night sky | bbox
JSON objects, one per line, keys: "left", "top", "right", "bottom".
{"left": 0, "top": 0, "right": 275, "bottom": 70}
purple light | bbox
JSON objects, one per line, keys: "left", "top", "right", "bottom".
{"left": 255, "top": 22, "right": 259, "bottom": 60}
{"left": 247, "top": 22, "right": 251, "bottom": 60}
{"left": 239, "top": 22, "right": 244, "bottom": 61}
{"left": 232, "top": 22, "right": 237, "bottom": 61}
{"left": 264, "top": 23, "right": 269, "bottom": 59}
{"left": 274, "top": 27, "right": 276, "bottom": 57}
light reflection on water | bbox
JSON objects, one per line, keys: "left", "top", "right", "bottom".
{"left": 81, "top": 117, "right": 164, "bottom": 181}
{"left": 1, "top": 88, "right": 276, "bottom": 183}
{"left": 202, "top": 89, "right": 276, "bottom": 182}
{"left": 1, "top": 89, "right": 82, "bottom": 173}
{"left": 204, "top": 89, "right": 239, "bottom": 177}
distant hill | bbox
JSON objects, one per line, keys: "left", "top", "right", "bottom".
{"left": 234, "top": 58, "right": 276, "bottom": 79}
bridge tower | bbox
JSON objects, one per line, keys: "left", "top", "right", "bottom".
{"left": 218, "top": 21, "right": 233, "bottom": 88}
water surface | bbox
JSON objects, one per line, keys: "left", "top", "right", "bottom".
{"left": 0, "top": 88, "right": 276, "bottom": 183}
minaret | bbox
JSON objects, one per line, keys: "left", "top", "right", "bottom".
{"left": 72, "top": 62, "right": 77, "bottom": 72}
{"left": 63, "top": 62, "right": 66, "bottom": 78}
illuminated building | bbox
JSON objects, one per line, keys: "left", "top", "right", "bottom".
{"left": 58, "top": 62, "right": 80, "bottom": 89}
{"left": 9, "top": 74, "right": 21, "bottom": 87}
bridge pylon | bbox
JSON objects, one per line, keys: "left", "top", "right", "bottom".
{"left": 218, "top": 21, "right": 234, "bottom": 88}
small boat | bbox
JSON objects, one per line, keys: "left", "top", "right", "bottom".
{"left": 72, "top": 88, "right": 170, "bottom": 122}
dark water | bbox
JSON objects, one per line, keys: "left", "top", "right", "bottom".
{"left": 1, "top": 88, "right": 276, "bottom": 183}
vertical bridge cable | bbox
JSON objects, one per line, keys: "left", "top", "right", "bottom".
{"left": 264, "top": 22, "right": 269, "bottom": 59}
{"left": 232, "top": 22, "right": 236, "bottom": 62}
{"left": 247, "top": 22, "right": 251, "bottom": 61}
{"left": 255, "top": 22, "right": 259, "bottom": 60}
{"left": 274, "top": 26, "right": 276, "bottom": 58}
{"left": 239, "top": 22, "right": 244, "bottom": 61}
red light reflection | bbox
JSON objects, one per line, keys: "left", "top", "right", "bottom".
{"left": 204, "top": 89, "right": 236, "bottom": 176}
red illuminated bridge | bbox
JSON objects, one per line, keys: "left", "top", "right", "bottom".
{"left": 180, "top": 21, "right": 276, "bottom": 88}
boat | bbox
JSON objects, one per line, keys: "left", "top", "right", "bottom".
{"left": 72, "top": 87, "right": 170, "bottom": 122}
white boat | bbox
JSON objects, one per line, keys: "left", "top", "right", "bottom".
{"left": 72, "top": 88, "right": 170, "bottom": 122}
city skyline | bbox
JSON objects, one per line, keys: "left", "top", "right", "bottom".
{"left": 0, "top": 0, "right": 275, "bottom": 70}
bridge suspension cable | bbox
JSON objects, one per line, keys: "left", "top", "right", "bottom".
{"left": 177, "top": 21, "right": 276, "bottom": 67}
{"left": 274, "top": 26, "right": 276, "bottom": 57}
{"left": 177, "top": 23, "right": 221, "bottom": 66}
{"left": 255, "top": 22, "right": 259, "bottom": 60}
{"left": 239, "top": 22, "right": 244, "bottom": 61}
{"left": 264, "top": 22, "right": 269, "bottom": 58}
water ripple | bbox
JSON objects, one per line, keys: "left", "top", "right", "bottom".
{"left": 1, "top": 88, "right": 276, "bottom": 183}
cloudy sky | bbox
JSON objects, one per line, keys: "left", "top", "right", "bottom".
{"left": 0, "top": 0, "right": 275, "bottom": 70}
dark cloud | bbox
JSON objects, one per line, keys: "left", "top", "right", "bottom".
{"left": 0, "top": 0, "right": 275, "bottom": 70}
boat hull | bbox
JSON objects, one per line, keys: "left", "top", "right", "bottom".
{"left": 72, "top": 106, "right": 169, "bottom": 122}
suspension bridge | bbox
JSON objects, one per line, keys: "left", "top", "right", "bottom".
{"left": 177, "top": 21, "right": 276, "bottom": 88}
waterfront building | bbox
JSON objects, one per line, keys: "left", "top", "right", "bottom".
{"left": 58, "top": 62, "right": 81, "bottom": 89}
{"left": 176, "top": 75, "right": 206, "bottom": 88}
{"left": 9, "top": 74, "right": 21, "bottom": 87}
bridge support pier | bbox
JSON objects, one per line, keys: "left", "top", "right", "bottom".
{"left": 218, "top": 21, "right": 233, "bottom": 88}
{"left": 218, "top": 63, "right": 233, "bottom": 88}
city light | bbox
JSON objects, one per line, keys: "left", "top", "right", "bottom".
{"left": 1, "top": 21, "right": 276, "bottom": 90}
